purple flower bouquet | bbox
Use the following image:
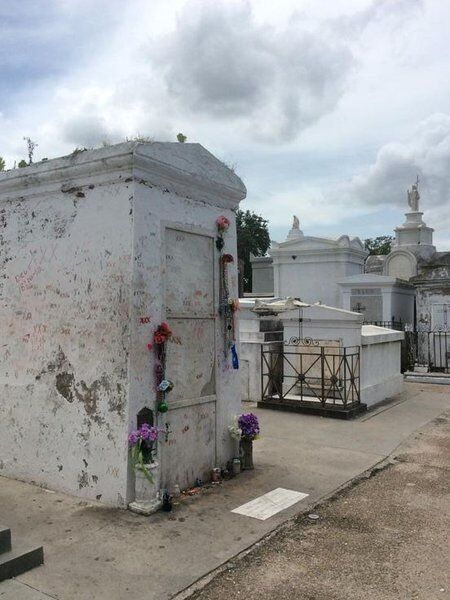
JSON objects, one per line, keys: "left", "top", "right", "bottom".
{"left": 238, "top": 413, "right": 260, "bottom": 441}
{"left": 128, "top": 423, "right": 164, "bottom": 482}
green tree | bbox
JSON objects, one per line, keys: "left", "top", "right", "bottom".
{"left": 236, "top": 209, "right": 271, "bottom": 294}
{"left": 364, "top": 235, "right": 394, "bottom": 255}
{"left": 176, "top": 133, "right": 187, "bottom": 143}
{"left": 0, "top": 156, "right": 5, "bottom": 171}
{"left": 18, "top": 159, "right": 28, "bottom": 168}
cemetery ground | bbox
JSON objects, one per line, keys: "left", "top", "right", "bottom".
{"left": 0, "top": 383, "right": 449, "bottom": 600}
{"left": 191, "top": 408, "right": 450, "bottom": 600}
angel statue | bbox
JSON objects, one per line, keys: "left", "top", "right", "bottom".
{"left": 407, "top": 176, "right": 420, "bottom": 212}
{"left": 292, "top": 215, "right": 300, "bottom": 230}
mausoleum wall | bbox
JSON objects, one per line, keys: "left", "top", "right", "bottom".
{"left": 0, "top": 150, "right": 135, "bottom": 506}
{"left": 128, "top": 146, "right": 243, "bottom": 494}
{"left": 274, "top": 254, "right": 364, "bottom": 307}
{"left": 0, "top": 142, "right": 246, "bottom": 507}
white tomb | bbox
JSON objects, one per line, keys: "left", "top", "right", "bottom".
{"left": 0, "top": 142, "right": 246, "bottom": 507}
{"left": 338, "top": 274, "right": 415, "bottom": 325}
{"left": 269, "top": 217, "right": 368, "bottom": 307}
{"left": 239, "top": 298, "right": 404, "bottom": 409}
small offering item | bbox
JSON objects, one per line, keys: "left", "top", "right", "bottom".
{"left": 162, "top": 490, "right": 173, "bottom": 512}
{"left": 212, "top": 468, "right": 222, "bottom": 483}
{"left": 232, "top": 458, "right": 241, "bottom": 475}
{"left": 228, "top": 413, "right": 260, "bottom": 471}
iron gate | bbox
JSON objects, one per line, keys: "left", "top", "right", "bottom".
{"left": 428, "top": 332, "right": 450, "bottom": 372}
{"left": 402, "top": 331, "right": 450, "bottom": 373}
{"left": 260, "top": 341, "right": 363, "bottom": 418}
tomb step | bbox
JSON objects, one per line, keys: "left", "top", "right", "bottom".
{"left": 258, "top": 398, "right": 367, "bottom": 419}
{"left": 404, "top": 371, "right": 450, "bottom": 385}
{"left": 0, "top": 527, "right": 12, "bottom": 554}
{"left": 0, "top": 545, "right": 44, "bottom": 582}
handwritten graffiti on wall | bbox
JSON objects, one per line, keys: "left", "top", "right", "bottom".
{"left": 15, "top": 243, "right": 58, "bottom": 293}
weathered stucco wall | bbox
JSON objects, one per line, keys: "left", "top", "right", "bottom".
{"left": 0, "top": 152, "right": 134, "bottom": 506}
{"left": 413, "top": 265, "right": 450, "bottom": 330}
{"left": 128, "top": 144, "right": 244, "bottom": 494}
{"left": 0, "top": 142, "right": 246, "bottom": 506}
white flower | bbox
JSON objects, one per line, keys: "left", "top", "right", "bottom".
{"left": 228, "top": 425, "right": 242, "bottom": 441}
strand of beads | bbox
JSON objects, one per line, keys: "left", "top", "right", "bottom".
{"left": 216, "top": 215, "right": 239, "bottom": 369}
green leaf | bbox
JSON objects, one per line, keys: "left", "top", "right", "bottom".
{"left": 130, "top": 440, "right": 155, "bottom": 483}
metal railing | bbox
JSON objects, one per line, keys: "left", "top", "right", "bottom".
{"left": 402, "top": 331, "right": 450, "bottom": 373}
{"left": 261, "top": 341, "right": 361, "bottom": 410}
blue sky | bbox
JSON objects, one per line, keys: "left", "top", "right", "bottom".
{"left": 1, "top": 0, "right": 450, "bottom": 247}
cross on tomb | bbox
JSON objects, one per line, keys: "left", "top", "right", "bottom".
{"left": 353, "top": 301, "right": 366, "bottom": 314}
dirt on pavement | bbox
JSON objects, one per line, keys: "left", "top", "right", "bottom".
{"left": 190, "top": 412, "right": 450, "bottom": 600}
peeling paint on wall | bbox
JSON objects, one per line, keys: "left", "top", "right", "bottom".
{"left": 0, "top": 173, "right": 132, "bottom": 506}
{"left": 0, "top": 142, "right": 246, "bottom": 507}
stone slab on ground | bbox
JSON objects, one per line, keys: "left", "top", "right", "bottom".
{"left": 189, "top": 411, "right": 450, "bottom": 600}
{"left": 0, "top": 383, "right": 448, "bottom": 600}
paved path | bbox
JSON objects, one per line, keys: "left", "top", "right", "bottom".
{"left": 190, "top": 410, "right": 450, "bottom": 600}
{"left": 0, "top": 383, "right": 449, "bottom": 599}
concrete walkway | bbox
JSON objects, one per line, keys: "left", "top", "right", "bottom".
{"left": 0, "top": 383, "right": 449, "bottom": 599}
{"left": 191, "top": 410, "right": 450, "bottom": 599}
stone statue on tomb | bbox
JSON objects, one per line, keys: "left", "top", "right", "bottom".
{"left": 286, "top": 214, "right": 303, "bottom": 240}
{"left": 407, "top": 177, "right": 420, "bottom": 212}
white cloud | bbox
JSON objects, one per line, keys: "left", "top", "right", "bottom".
{"left": 339, "top": 113, "right": 450, "bottom": 210}
{"left": 0, "top": 0, "right": 431, "bottom": 160}
{"left": 158, "top": 1, "right": 355, "bottom": 143}
{"left": 1, "top": 0, "right": 449, "bottom": 249}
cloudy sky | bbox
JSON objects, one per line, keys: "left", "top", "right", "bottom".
{"left": 1, "top": 0, "right": 450, "bottom": 247}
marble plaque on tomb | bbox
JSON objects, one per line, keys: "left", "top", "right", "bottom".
{"left": 166, "top": 318, "right": 216, "bottom": 401}
{"left": 164, "top": 227, "right": 216, "bottom": 403}
{"left": 350, "top": 293, "right": 382, "bottom": 321}
{"left": 165, "top": 228, "right": 214, "bottom": 318}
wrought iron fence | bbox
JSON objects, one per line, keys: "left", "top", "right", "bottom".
{"left": 428, "top": 331, "right": 450, "bottom": 372}
{"left": 401, "top": 330, "right": 450, "bottom": 373}
{"left": 402, "top": 330, "right": 417, "bottom": 373}
{"left": 261, "top": 341, "right": 361, "bottom": 411}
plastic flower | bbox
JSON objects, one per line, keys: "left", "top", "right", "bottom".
{"left": 154, "top": 331, "right": 166, "bottom": 345}
{"left": 216, "top": 215, "right": 230, "bottom": 232}
{"left": 128, "top": 423, "right": 165, "bottom": 446}
{"left": 147, "top": 342, "right": 153, "bottom": 351}
{"left": 237, "top": 413, "right": 260, "bottom": 441}
{"left": 128, "top": 431, "right": 139, "bottom": 446}
{"left": 157, "top": 379, "right": 174, "bottom": 392}
{"left": 228, "top": 425, "right": 242, "bottom": 441}
{"left": 159, "top": 322, "right": 172, "bottom": 335}
{"left": 153, "top": 322, "right": 173, "bottom": 345}
{"left": 128, "top": 425, "right": 165, "bottom": 481}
